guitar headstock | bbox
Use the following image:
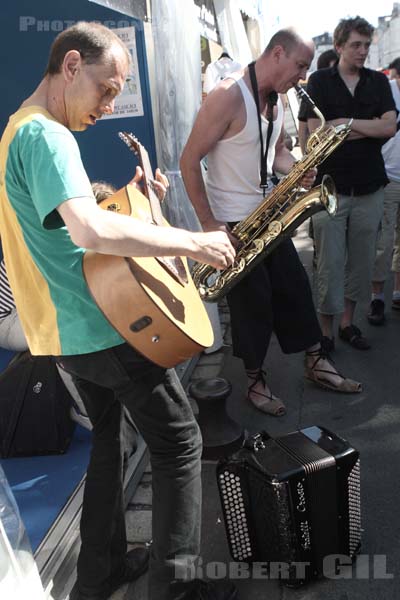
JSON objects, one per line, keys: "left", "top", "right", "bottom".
{"left": 118, "top": 131, "right": 156, "bottom": 204}
{"left": 118, "top": 131, "right": 141, "bottom": 156}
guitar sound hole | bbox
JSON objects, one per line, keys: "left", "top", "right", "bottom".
{"left": 130, "top": 316, "right": 153, "bottom": 332}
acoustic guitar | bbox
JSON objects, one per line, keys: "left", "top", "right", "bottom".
{"left": 82, "top": 132, "right": 214, "bottom": 368}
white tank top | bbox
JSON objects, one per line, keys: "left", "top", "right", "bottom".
{"left": 206, "top": 73, "right": 284, "bottom": 222}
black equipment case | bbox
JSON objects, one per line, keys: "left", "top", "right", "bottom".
{"left": 216, "top": 426, "right": 361, "bottom": 585}
{"left": 0, "top": 352, "right": 75, "bottom": 458}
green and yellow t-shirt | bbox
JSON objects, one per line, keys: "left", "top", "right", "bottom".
{"left": 0, "top": 106, "right": 123, "bottom": 356}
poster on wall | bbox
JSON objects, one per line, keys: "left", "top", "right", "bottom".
{"left": 102, "top": 26, "right": 144, "bottom": 119}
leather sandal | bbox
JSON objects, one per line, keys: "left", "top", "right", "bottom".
{"left": 338, "top": 324, "right": 370, "bottom": 350}
{"left": 246, "top": 369, "right": 286, "bottom": 416}
{"left": 305, "top": 348, "right": 362, "bottom": 393}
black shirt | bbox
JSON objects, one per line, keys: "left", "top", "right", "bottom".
{"left": 297, "top": 69, "right": 332, "bottom": 122}
{"left": 297, "top": 84, "right": 308, "bottom": 123}
{"left": 298, "top": 96, "right": 308, "bottom": 123}
{"left": 305, "top": 64, "right": 396, "bottom": 195}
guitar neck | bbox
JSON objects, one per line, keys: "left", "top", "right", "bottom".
{"left": 119, "top": 131, "right": 164, "bottom": 226}
{"left": 135, "top": 143, "right": 164, "bottom": 226}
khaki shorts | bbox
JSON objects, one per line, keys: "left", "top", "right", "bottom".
{"left": 312, "top": 187, "right": 384, "bottom": 315}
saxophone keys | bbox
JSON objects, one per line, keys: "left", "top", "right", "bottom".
{"left": 252, "top": 239, "right": 265, "bottom": 253}
{"left": 267, "top": 221, "right": 282, "bottom": 237}
{"left": 232, "top": 258, "right": 246, "bottom": 274}
{"left": 198, "top": 286, "right": 207, "bottom": 298}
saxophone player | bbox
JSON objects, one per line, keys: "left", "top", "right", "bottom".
{"left": 181, "top": 28, "right": 361, "bottom": 416}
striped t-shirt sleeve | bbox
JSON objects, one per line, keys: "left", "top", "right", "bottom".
{"left": 0, "top": 259, "right": 16, "bottom": 318}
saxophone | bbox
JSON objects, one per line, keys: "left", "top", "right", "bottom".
{"left": 192, "top": 85, "right": 352, "bottom": 302}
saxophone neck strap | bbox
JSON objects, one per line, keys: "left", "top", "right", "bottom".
{"left": 248, "top": 61, "right": 278, "bottom": 197}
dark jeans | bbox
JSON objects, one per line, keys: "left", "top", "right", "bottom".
{"left": 57, "top": 343, "right": 202, "bottom": 600}
{"left": 227, "top": 238, "right": 322, "bottom": 369}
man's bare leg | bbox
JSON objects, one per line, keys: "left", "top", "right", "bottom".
{"left": 371, "top": 281, "right": 385, "bottom": 295}
{"left": 339, "top": 297, "right": 356, "bottom": 329}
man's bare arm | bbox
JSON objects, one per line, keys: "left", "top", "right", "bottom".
{"left": 273, "top": 125, "right": 296, "bottom": 175}
{"left": 57, "top": 197, "right": 235, "bottom": 270}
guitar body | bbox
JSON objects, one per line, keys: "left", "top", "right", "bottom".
{"left": 83, "top": 184, "right": 214, "bottom": 368}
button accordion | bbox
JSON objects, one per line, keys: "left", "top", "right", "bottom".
{"left": 216, "top": 426, "right": 361, "bottom": 585}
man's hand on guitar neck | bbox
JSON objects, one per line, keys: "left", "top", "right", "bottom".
{"left": 130, "top": 166, "right": 169, "bottom": 202}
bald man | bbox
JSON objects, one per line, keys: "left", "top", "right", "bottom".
{"left": 181, "top": 28, "right": 361, "bottom": 417}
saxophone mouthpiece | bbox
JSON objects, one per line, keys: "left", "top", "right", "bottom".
{"left": 294, "top": 84, "right": 316, "bottom": 109}
{"left": 295, "top": 84, "right": 325, "bottom": 130}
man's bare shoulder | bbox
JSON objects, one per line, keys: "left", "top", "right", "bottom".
{"left": 204, "top": 74, "right": 245, "bottom": 111}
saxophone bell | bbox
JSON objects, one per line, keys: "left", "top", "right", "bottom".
{"left": 320, "top": 174, "right": 337, "bottom": 216}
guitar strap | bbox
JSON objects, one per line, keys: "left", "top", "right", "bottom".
{"left": 248, "top": 61, "right": 278, "bottom": 197}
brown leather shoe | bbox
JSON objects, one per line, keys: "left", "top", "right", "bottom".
{"left": 338, "top": 324, "right": 371, "bottom": 350}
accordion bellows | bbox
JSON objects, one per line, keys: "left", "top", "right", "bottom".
{"left": 216, "top": 426, "right": 361, "bottom": 585}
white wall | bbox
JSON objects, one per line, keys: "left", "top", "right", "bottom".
{"left": 372, "top": 13, "right": 400, "bottom": 68}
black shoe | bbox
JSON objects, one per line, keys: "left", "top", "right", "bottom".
{"left": 76, "top": 547, "right": 149, "bottom": 600}
{"left": 320, "top": 335, "right": 335, "bottom": 354}
{"left": 177, "top": 579, "right": 238, "bottom": 600}
{"left": 367, "top": 299, "right": 385, "bottom": 325}
{"left": 338, "top": 324, "right": 371, "bottom": 350}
